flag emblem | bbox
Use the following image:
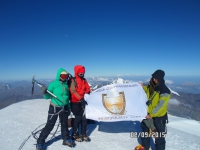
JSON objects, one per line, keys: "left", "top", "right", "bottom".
{"left": 102, "top": 89, "right": 126, "bottom": 115}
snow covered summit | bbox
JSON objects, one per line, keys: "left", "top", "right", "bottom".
{"left": 0, "top": 99, "right": 200, "bottom": 150}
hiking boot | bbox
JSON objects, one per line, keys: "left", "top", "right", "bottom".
{"left": 36, "top": 144, "right": 44, "bottom": 150}
{"left": 72, "top": 135, "right": 82, "bottom": 142}
{"left": 62, "top": 139, "right": 76, "bottom": 147}
{"left": 134, "top": 145, "right": 145, "bottom": 150}
{"left": 82, "top": 135, "right": 91, "bottom": 142}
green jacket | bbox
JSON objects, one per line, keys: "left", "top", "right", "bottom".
{"left": 43, "top": 68, "right": 70, "bottom": 108}
{"left": 143, "top": 83, "right": 171, "bottom": 118}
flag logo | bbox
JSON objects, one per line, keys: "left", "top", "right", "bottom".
{"left": 102, "top": 89, "right": 126, "bottom": 115}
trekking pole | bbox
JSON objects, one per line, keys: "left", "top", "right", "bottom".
{"left": 32, "top": 75, "right": 57, "bottom": 98}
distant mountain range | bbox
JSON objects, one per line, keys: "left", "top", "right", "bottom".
{"left": 0, "top": 79, "right": 200, "bottom": 121}
{"left": 169, "top": 92, "right": 200, "bottom": 121}
{"left": 0, "top": 80, "right": 49, "bottom": 110}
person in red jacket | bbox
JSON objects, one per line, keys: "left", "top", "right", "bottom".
{"left": 69, "top": 65, "right": 91, "bottom": 142}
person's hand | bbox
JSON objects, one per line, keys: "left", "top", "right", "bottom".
{"left": 145, "top": 114, "right": 151, "bottom": 119}
{"left": 41, "top": 86, "right": 47, "bottom": 94}
{"left": 138, "top": 82, "right": 143, "bottom": 87}
{"left": 68, "top": 109, "right": 75, "bottom": 118}
{"left": 80, "top": 98, "right": 88, "bottom": 107}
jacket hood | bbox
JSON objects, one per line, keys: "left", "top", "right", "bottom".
{"left": 74, "top": 65, "right": 85, "bottom": 76}
{"left": 56, "top": 68, "right": 68, "bottom": 80}
{"left": 152, "top": 69, "right": 165, "bottom": 83}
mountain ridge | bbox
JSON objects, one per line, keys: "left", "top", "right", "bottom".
{"left": 0, "top": 80, "right": 200, "bottom": 121}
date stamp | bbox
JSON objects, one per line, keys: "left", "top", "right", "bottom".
{"left": 130, "top": 132, "right": 166, "bottom": 138}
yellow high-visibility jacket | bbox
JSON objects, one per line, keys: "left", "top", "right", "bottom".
{"left": 143, "top": 83, "right": 171, "bottom": 118}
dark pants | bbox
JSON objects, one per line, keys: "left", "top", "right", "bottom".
{"left": 71, "top": 102, "right": 87, "bottom": 136}
{"left": 37, "top": 104, "right": 70, "bottom": 144}
{"left": 141, "top": 117, "right": 166, "bottom": 150}
{"left": 72, "top": 115, "right": 87, "bottom": 136}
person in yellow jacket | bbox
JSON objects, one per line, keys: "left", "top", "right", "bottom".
{"left": 139, "top": 69, "right": 171, "bottom": 150}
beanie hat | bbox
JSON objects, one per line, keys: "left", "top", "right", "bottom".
{"left": 152, "top": 69, "right": 165, "bottom": 82}
{"left": 78, "top": 68, "right": 85, "bottom": 74}
{"left": 60, "top": 71, "right": 68, "bottom": 75}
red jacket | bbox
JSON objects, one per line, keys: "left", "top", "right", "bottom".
{"left": 70, "top": 65, "right": 90, "bottom": 103}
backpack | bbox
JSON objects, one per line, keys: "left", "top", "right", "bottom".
{"left": 66, "top": 74, "right": 87, "bottom": 100}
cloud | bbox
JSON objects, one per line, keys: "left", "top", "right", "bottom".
{"left": 144, "top": 79, "right": 173, "bottom": 84}
{"left": 145, "top": 78, "right": 150, "bottom": 82}
{"left": 117, "top": 74, "right": 123, "bottom": 76}
{"left": 97, "top": 77, "right": 109, "bottom": 81}
{"left": 175, "top": 86, "right": 183, "bottom": 89}
{"left": 182, "top": 82, "right": 197, "bottom": 86}
{"left": 169, "top": 98, "right": 180, "bottom": 105}
{"left": 165, "top": 80, "right": 173, "bottom": 84}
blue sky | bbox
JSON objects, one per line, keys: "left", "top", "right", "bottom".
{"left": 0, "top": 0, "right": 200, "bottom": 81}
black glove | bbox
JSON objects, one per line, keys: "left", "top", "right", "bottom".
{"left": 80, "top": 98, "right": 88, "bottom": 107}
{"left": 41, "top": 86, "right": 47, "bottom": 94}
{"left": 146, "top": 100, "right": 152, "bottom": 106}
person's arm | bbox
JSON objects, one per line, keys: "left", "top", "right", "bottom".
{"left": 139, "top": 82, "right": 150, "bottom": 118}
{"left": 42, "top": 83, "right": 54, "bottom": 99}
{"left": 143, "top": 85, "right": 149, "bottom": 94}
{"left": 68, "top": 103, "right": 71, "bottom": 109}
{"left": 84, "top": 80, "right": 91, "bottom": 94}
{"left": 139, "top": 82, "right": 149, "bottom": 94}
{"left": 66, "top": 86, "right": 71, "bottom": 109}
{"left": 69, "top": 79, "right": 82, "bottom": 100}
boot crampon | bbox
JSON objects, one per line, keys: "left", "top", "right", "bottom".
{"left": 135, "top": 145, "right": 145, "bottom": 150}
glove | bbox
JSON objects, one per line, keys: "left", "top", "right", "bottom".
{"left": 41, "top": 86, "right": 47, "bottom": 94}
{"left": 146, "top": 100, "right": 152, "bottom": 106}
{"left": 68, "top": 109, "right": 75, "bottom": 119}
{"left": 80, "top": 98, "right": 88, "bottom": 107}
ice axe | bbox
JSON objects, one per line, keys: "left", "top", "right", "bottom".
{"left": 31, "top": 75, "right": 57, "bottom": 99}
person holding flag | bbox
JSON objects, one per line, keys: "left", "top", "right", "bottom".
{"left": 137, "top": 69, "right": 171, "bottom": 150}
{"left": 69, "top": 65, "right": 91, "bottom": 142}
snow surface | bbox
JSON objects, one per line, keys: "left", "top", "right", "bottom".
{"left": 0, "top": 99, "right": 200, "bottom": 150}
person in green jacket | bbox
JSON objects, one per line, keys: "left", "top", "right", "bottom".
{"left": 139, "top": 69, "right": 171, "bottom": 150}
{"left": 36, "top": 68, "right": 75, "bottom": 150}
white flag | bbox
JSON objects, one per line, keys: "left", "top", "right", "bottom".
{"left": 85, "top": 82, "right": 147, "bottom": 122}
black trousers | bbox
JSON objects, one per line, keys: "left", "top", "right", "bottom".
{"left": 72, "top": 115, "right": 87, "bottom": 136}
{"left": 71, "top": 102, "right": 87, "bottom": 136}
{"left": 141, "top": 117, "right": 167, "bottom": 150}
{"left": 37, "top": 104, "right": 70, "bottom": 144}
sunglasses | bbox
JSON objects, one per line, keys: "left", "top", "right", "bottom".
{"left": 78, "top": 73, "right": 84, "bottom": 76}
{"left": 60, "top": 74, "right": 68, "bottom": 79}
